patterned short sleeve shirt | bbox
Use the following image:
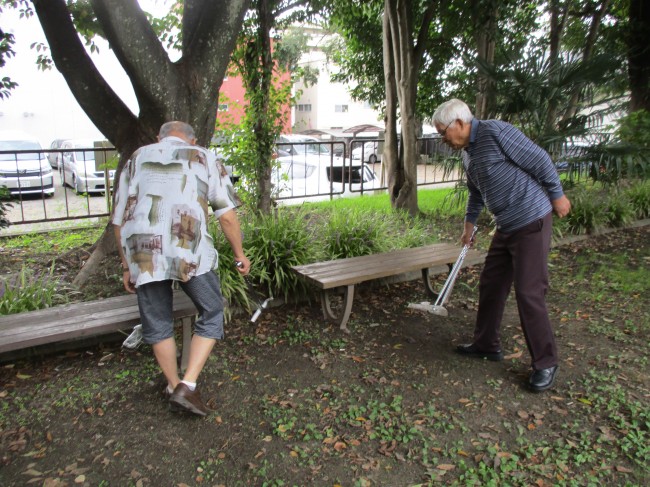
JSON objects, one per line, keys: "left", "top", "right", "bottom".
{"left": 111, "top": 136, "right": 240, "bottom": 287}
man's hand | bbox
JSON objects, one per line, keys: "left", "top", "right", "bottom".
{"left": 461, "top": 222, "right": 476, "bottom": 246}
{"left": 234, "top": 256, "right": 251, "bottom": 275}
{"left": 122, "top": 270, "right": 136, "bottom": 294}
{"left": 552, "top": 195, "right": 571, "bottom": 218}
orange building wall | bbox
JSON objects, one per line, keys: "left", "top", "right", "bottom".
{"left": 217, "top": 70, "right": 292, "bottom": 133}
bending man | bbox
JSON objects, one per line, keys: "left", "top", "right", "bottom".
{"left": 112, "top": 121, "right": 250, "bottom": 416}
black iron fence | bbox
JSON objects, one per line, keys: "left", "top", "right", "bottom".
{"left": 1, "top": 138, "right": 464, "bottom": 229}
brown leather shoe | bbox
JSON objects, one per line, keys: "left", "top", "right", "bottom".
{"left": 169, "top": 383, "right": 209, "bottom": 416}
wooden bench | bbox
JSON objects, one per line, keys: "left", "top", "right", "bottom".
{"left": 0, "top": 290, "right": 198, "bottom": 369}
{"left": 292, "top": 243, "right": 482, "bottom": 332}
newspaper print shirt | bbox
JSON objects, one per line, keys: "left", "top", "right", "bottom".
{"left": 112, "top": 136, "right": 240, "bottom": 288}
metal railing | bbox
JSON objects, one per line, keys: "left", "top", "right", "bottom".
{"left": 1, "top": 146, "right": 117, "bottom": 229}
{"left": 1, "top": 139, "right": 465, "bottom": 229}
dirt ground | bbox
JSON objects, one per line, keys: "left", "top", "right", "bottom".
{"left": 0, "top": 224, "right": 648, "bottom": 486}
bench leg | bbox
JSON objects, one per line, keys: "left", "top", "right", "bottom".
{"left": 422, "top": 264, "right": 454, "bottom": 299}
{"left": 179, "top": 316, "right": 195, "bottom": 373}
{"left": 422, "top": 268, "right": 438, "bottom": 299}
{"left": 321, "top": 285, "right": 355, "bottom": 333}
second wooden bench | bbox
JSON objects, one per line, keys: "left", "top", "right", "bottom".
{"left": 292, "top": 243, "right": 482, "bottom": 332}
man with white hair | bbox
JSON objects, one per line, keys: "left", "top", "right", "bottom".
{"left": 432, "top": 99, "right": 571, "bottom": 392}
{"left": 112, "top": 121, "right": 250, "bottom": 415}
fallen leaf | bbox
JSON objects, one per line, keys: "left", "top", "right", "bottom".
{"left": 504, "top": 350, "right": 523, "bottom": 360}
{"left": 437, "top": 464, "right": 455, "bottom": 471}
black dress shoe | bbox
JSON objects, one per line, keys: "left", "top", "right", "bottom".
{"left": 529, "top": 365, "right": 558, "bottom": 392}
{"left": 455, "top": 343, "right": 503, "bottom": 362}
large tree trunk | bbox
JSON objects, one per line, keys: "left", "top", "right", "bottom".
{"left": 383, "top": 0, "right": 436, "bottom": 216}
{"left": 32, "top": 0, "right": 250, "bottom": 287}
{"left": 628, "top": 0, "right": 650, "bottom": 112}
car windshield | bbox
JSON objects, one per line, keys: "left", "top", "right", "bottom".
{"left": 279, "top": 141, "right": 330, "bottom": 156}
{"left": 0, "top": 140, "right": 44, "bottom": 160}
{"left": 72, "top": 146, "right": 96, "bottom": 162}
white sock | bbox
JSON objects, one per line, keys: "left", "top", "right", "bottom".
{"left": 181, "top": 380, "right": 196, "bottom": 391}
{"left": 166, "top": 385, "right": 174, "bottom": 394}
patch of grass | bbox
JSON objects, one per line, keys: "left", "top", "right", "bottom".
{"left": 1, "top": 226, "right": 103, "bottom": 254}
{"left": 0, "top": 264, "right": 76, "bottom": 314}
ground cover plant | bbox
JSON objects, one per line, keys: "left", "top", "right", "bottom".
{"left": 0, "top": 186, "right": 648, "bottom": 486}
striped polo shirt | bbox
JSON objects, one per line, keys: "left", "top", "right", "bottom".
{"left": 464, "top": 119, "right": 564, "bottom": 233}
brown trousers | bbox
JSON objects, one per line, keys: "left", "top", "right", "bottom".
{"left": 473, "top": 212, "right": 558, "bottom": 370}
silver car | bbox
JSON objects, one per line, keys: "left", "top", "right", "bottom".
{"left": 60, "top": 140, "right": 116, "bottom": 194}
{"left": 0, "top": 131, "right": 55, "bottom": 197}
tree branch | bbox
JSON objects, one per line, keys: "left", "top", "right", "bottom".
{"left": 90, "top": 0, "right": 179, "bottom": 115}
{"left": 32, "top": 0, "right": 139, "bottom": 146}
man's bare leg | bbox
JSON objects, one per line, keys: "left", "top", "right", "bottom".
{"left": 182, "top": 335, "right": 216, "bottom": 384}
{"left": 152, "top": 337, "right": 180, "bottom": 391}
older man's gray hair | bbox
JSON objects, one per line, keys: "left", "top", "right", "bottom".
{"left": 159, "top": 121, "right": 196, "bottom": 140}
{"left": 432, "top": 99, "right": 474, "bottom": 126}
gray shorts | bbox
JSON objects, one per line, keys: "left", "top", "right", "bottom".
{"left": 135, "top": 271, "right": 225, "bottom": 345}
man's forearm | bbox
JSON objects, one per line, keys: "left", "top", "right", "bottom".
{"left": 218, "top": 210, "right": 245, "bottom": 259}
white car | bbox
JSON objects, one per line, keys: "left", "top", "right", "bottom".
{"left": 351, "top": 141, "right": 382, "bottom": 164}
{"left": 60, "top": 140, "right": 116, "bottom": 194}
{"left": 47, "top": 139, "right": 67, "bottom": 169}
{"left": 0, "top": 130, "right": 54, "bottom": 197}
{"left": 273, "top": 156, "right": 379, "bottom": 201}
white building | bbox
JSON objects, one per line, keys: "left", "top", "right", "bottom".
{"left": 291, "top": 25, "right": 383, "bottom": 137}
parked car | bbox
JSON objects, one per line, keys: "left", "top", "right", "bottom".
{"left": 351, "top": 140, "right": 382, "bottom": 164}
{"left": 273, "top": 155, "right": 379, "bottom": 201}
{"left": 47, "top": 138, "right": 67, "bottom": 169}
{"left": 59, "top": 139, "right": 116, "bottom": 194}
{"left": 276, "top": 134, "right": 332, "bottom": 162}
{"left": 0, "top": 130, "right": 54, "bottom": 197}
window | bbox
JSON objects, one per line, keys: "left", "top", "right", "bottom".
{"left": 218, "top": 104, "right": 229, "bottom": 112}
{"left": 335, "top": 104, "right": 349, "bottom": 113}
{"left": 297, "top": 104, "right": 312, "bottom": 112}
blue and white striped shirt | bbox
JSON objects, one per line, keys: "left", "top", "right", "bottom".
{"left": 464, "top": 119, "right": 564, "bottom": 233}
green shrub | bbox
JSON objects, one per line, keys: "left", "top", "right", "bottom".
{"left": 321, "top": 208, "right": 387, "bottom": 259}
{"left": 388, "top": 211, "right": 436, "bottom": 249}
{"left": 0, "top": 186, "right": 12, "bottom": 229}
{"left": 564, "top": 190, "right": 608, "bottom": 235}
{"left": 624, "top": 180, "right": 650, "bottom": 219}
{"left": 242, "top": 208, "right": 316, "bottom": 303}
{"left": 604, "top": 193, "right": 635, "bottom": 228}
{"left": 0, "top": 264, "right": 72, "bottom": 315}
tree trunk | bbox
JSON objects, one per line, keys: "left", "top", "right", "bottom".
{"left": 253, "top": 0, "right": 275, "bottom": 214}
{"left": 561, "top": 0, "right": 611, "bottom": 122}
{"left": 472, "top": 0, "right": 497, "bottom": 119}
{"left": 383, "top": 8, "right": 402, "bottom": 207}
{"left": 628, "top": 0, "right": 650, "bottom": 112}
{"left": 544, "top": 0, "right": 568, "bottom": 133}
{"left": 32, "top": 0, "right": 250, "bottom": 287}
{"left": 383, "top": 0, "right": 436, "bottom": 216}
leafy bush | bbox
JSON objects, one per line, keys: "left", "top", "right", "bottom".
{"left": 241, "top": 209, "right": 316, "bottom": 303}
{"left": 623, "top": 180, "right": 650, "bottom": 219}
{"left": 604, "top": 193, "right": 635, "bottom": 228}
{"left": 321, "top": 208, "right": 388, "bottom": 259}
{"left": 0, "top": 264, "right": 72, "bottom": 315}
{"left": 0, "top": 186, "right": 12, "bottom": 229}
{"left": 564, "top": 190, "right": 608, "bottom": 235}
